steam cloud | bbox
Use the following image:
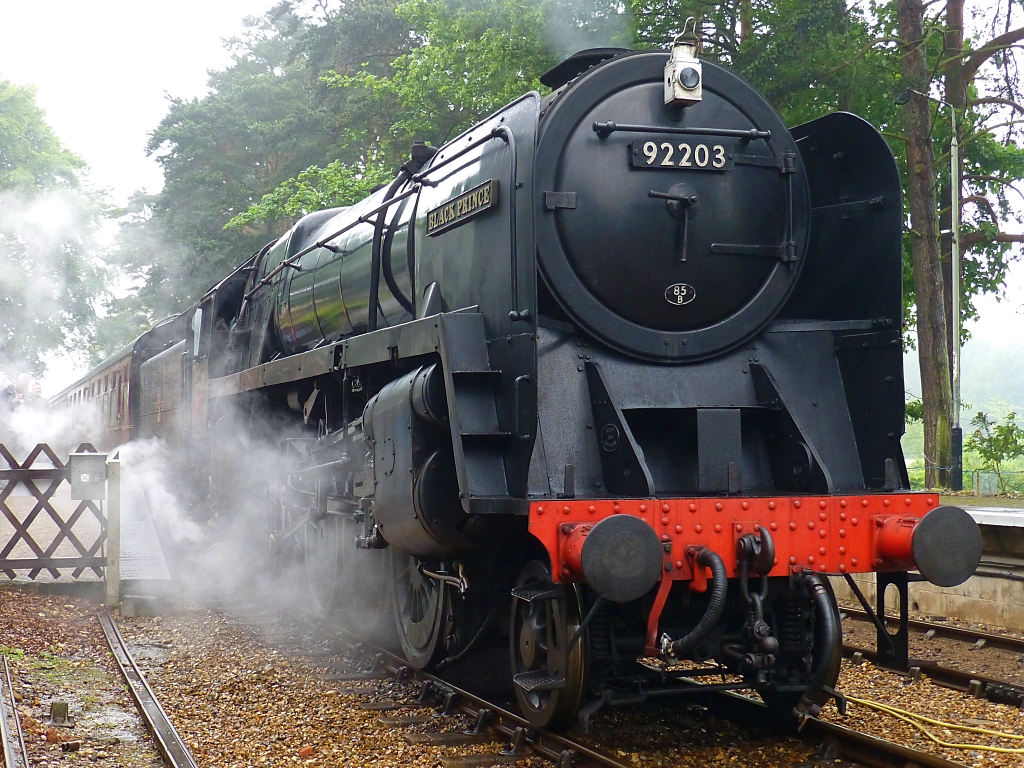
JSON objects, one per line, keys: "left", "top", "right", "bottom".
{"left": 542, "top": 0, "right": 631, "bottom": 58}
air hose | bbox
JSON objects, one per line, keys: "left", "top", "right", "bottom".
{"left": 794, "top": 572, "right": 842, "bottom": 718}
{"left": 669, "top": 548, "right": 727, "bottom": 658}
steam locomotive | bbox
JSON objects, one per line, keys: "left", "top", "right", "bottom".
{"left": 54, "top": 39, "right": 982, "bottom": 730}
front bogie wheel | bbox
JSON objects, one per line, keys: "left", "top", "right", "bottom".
{"left": 509, "top": 560, "right": 588, "bottom": 731}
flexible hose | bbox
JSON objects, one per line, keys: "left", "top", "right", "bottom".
{"left": 434, "top": 595, "right": 500, "bottom": 672}
{"left": 670, "top": 548, "right": 727, "bottom": 657}
{"left": 795, "top": 572, "right": 842, "bottom": 717}
{"left": 845, "top": 695, "right": 1024, "bottom": 754}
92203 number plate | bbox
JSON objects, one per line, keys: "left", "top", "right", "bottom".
{"left": 629, "top": 139, "right": 733, "bottom": 171}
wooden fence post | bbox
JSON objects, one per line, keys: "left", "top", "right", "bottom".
{"left": 105, "top": 458, "right": 121, "bottom": 608}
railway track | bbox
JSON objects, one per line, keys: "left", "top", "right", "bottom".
{"left": 90, "top": 604, "right": 972, "bottom": 768}
{"left": 285, "top": 613, "right": 969, "bottom": 768}
{"left": 0, "top": 656, "right": 28, "bottom": 768}
{"left": 843, "top": 605, "right": 1024, "bottom": 655}
{"left": 842, "top": 606, "right": 1024, "bottom": 706}
{"left": 96, "top": 611, "right": 199, "bottom": 768}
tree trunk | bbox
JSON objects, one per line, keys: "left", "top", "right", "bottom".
{"left": 943, "top": 0, "right": 965, "bottom": 411}
{"left": 900, "top": 0, "right": 954, "bottom": 488}
{"left": 739, "top": 0, "right": 752, "bottom": 47}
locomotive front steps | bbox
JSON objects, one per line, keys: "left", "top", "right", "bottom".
{"left": 513, "top": 670, "right": 567, "bottom": 692}
{"left": 510, "top": 584, "right": 566, "bottom": 603}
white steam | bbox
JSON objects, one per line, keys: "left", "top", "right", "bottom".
{"left": 543, "top": 0, "right": 631, "bottom": 58}
{"left": 118, "top": 438, "right": 203, "bottom": 546}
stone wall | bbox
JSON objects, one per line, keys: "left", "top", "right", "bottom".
{"left": 830, "top": 573, "right": 1024, "bottom": 632}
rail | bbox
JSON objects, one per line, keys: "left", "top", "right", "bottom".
{"left": 307, "top": 615, "right": 967, "bottom": 768}
{"left": 842, "top": 606, "right": 1024, "bottom": 705}
{"left": 704, "top": 690, "right": 967, "bottom": 768}
{"left": 327, "top": 625, "right": 630, "bottom": 768}
{"left": 96, "top": 611, "right": 199, "bottom": 768}
{"left": 842, "top": 605, "right": 1024, "bottom": 655}
{"left": 0, "top": 656, "right": 28, "bottom": 768}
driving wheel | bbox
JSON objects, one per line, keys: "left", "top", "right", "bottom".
{"left": 391, "top": 552, "right": 451, "bottom": 668}
{"left": 303, "top": 512, "right": 345, "bottom": 616}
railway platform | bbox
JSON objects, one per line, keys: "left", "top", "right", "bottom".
{"left": 834, "top": 500, "right": 1024, "bottom": 632}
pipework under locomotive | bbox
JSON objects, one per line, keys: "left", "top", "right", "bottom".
{"left": 52, "top": 33, "right": 982, "bottom": 732}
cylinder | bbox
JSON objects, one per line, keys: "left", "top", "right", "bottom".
{"left": 874, "top": 516, "right": 917, "bottom": 569}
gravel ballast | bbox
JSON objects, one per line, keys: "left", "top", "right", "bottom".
{"left": 0, "top": 588, "right": 162, "bottom": 767}
{"left": 6, "top": 584, "right": 1024, "bottom": 767}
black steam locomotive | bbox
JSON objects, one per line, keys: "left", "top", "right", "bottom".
{"left": 55, "top": 40, "right": 981, "bottom": 730}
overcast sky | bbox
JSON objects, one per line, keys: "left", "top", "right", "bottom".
{"left": 0, "top": 0, "right": 274, "bottom": 204}
{"left": 0, "top": 0, "right": 1021, "bottom": 392}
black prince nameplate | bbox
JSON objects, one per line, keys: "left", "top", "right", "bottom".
{"left": 426, "top": 179, "right": 499, "bottom": 236}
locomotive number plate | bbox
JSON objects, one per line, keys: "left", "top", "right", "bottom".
{"left": 629, "top": 139, "right": 733, "bottom": 171}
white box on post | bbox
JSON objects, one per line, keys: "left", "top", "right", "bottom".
{"left": 69, "top": 453, "right": 107, "bottom": 500}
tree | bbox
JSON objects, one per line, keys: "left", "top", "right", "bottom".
{"left": 332, "top": 0, "right": 556, "bottom": 151}
{"left": 884, "top": 0, "right": 1024, "bottom": 488}
{"left": 232, "top": 0, "right": 636, "bottom": 227}
{"left": 131, "top": 13, "right": 339, "bottom": 318}
{"left": 966, "top": 411, "right": 1024, "bottom": 493}
{"left": 102, "top": 1, "right": 417, "bottom": 339}
{"left": 0, "top": 78, "right": 105, "bottom": 373}
{"left": 940, "top": 1, "right": 1024, "bottom": 360}
{"left": 895, "top": 0, "right": 954, "bottom": 489}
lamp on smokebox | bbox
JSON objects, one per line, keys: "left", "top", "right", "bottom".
{"left": 664, "top": 18, "right": 703, "bottom": 109}
{"left": 894, "top": 87, "right": 963, "bottom": 491}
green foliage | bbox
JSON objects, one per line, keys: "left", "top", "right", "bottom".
{"left": 905, "top": 397, "right": 924, "bottom": 424}
{"left": 107, "top": 11, "right": 344, "bottom": 329}
{"left": 95, "top": 1, "right": 420, "bottom": 347}
{"left": 227, "top": 161, "right": 392, "bottom": 228}
{"left": 330, "top": 0, "right": 553, "bottom": 150}
{"left": 226, "top": 0, "right": 634, "bottom": 235}
{"left": 0, "top": 80, "right": 82, "bottom": 190}
{"left": 138, "top": 21, "right": 336, "bottom": 312}
{"left": 633, "top": 0, "right": 894, "bottom": 125}
{"left": 235, "top": 0, "right": 877, "bottom": 230}
{"left": 94, "top": 0, "right": 1024, "bottom": 367}
{"left": 0, "top": 77, "right": 106, "bottom": 372}
{"left": 966, "top": 411, "right": 1024, "bottom": 494}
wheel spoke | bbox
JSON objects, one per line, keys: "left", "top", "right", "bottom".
{"left": 510, "top": 561, "right": 589, "bottom": 731}
{"left": 392, "top": 553, "right": 447, "bottom": 669}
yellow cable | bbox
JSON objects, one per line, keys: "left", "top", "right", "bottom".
{"left": 845, "top": 694, "right": 1024, "bottom": 755}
